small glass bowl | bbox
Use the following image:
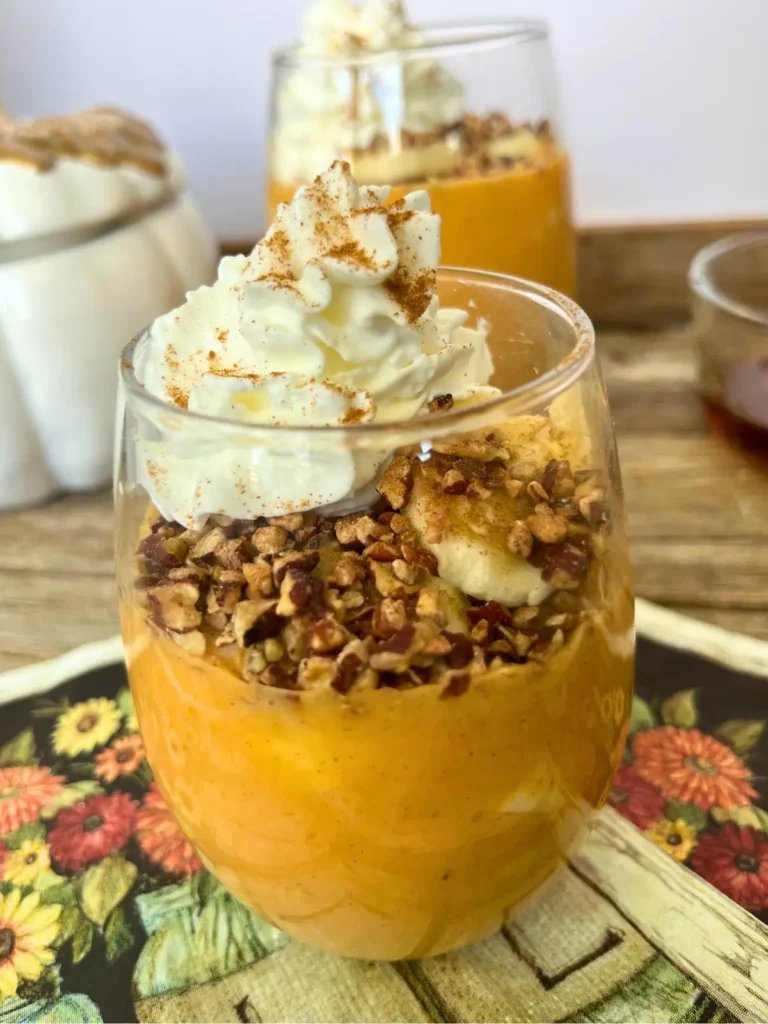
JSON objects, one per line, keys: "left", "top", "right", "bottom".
{"left": 689, "top": 231, "right": 768, "bottom": 443}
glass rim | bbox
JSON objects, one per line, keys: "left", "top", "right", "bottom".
{"left": 271, "top": 18, "right": 548, "bottom": 70}
{"left": 119, "top": 266, "right": 595, "bottom": 447}
{"left": 688, "top": 229, "right": 768, "bottom": 328}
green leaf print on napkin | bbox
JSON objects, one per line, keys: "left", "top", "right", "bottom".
{"left": 40, "top": 782, "right": 104, "bottom": 821}
{"left": 0, "top": 728, "right": 37, "bottom": 768}
{"left": 133, "top": 873, "right": 287, "bottom": 999}
{"left": 714, "top": 718, "right": 766, "bottom": 756}
{"left": 79, "top": 855, "right": 137, "bottom": 926}
{"left": 661, "top": 689, "right": 698, "bottom": 729}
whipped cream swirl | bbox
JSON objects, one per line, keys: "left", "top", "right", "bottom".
{"left": 134, "top": 161, "right": 495, "bottom": 527}
{"left": 271, "top": 0, "right": 464, "bottom": 184}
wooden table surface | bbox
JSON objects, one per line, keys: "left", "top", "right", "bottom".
{"left": 1, "top": 325, "right": 767, "bottom": 673}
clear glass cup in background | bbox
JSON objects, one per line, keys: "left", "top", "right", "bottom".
{"left": 689, "top": 231, "right": 768, "bottom": 451}
{"left": 115, "top": 270, "right": 633, "bottom": 961}
{"left": 266, "top": 21, "right": 576, "bottom": 295}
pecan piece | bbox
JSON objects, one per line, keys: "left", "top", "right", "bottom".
{"left": 206, "top": 574, "right": 243, "bottom": 615}
{"left": 551, "top": 498, "right": 580, "bottom": 520}
{"left": 470, "top": 619, "right": 490, "bottom": 644}
{"left": 389, "top": 513, "right": 411, "bottom": 536}
{"left": 243, "top": 559, "right": 275, "bottom": 598}
{"left": 504, "top": 477, "right": 524, "bottom": 499}
{"left": 372, "top": 598, "right": 408, "bottom": 639}
{"left": 579, "top": 492, "right": 609, "bottom": 528}
{"left": 213, "top": 536, "right": 250, "bottom": 570}
{"left": 423, "top": 633, "right": 452, "bottom": 656}
{"left": 441, "top": 468, "right": 467, "bottom": 495}
{"left": 370, "top": 622, "right": 419, "bottom": 671}
{"left": 443, "top": 631, "right": 474, "bottom": 669}
{"left": 277, "top": 569, "right": 324, "bottom": 617}
{"left": 364, "top": 541, "right": 399, "bottom": 562}
{"left": 341, "top": 589, "right": 365, "bottom": 610}
{"left": 542, "top": 459, "right": 575, "bottom": 499}
{"left": 148, "top": 581, "right": 202, "bottom": 633}
{"left": 527, "top": 481, "right": 550, "bottom": 503}
{"left": 189, "top": 527, "right": 227, "bottom": 564}
{"left": 214, "top": 623, "right": 236, "bottom": 648}
{"left": 440, "top": 670, "right": 470, "bottom": 699}
{"left": 140, "top": 533, "right": 188, "bottom": 570}
{"left": 467, "top": 601, "right": 510, "bottom": 626}
{"left": 268, "top": 513, "right": 304, "bottom": 532}
{"left": 433, "top": 437, "right": 507, "bottom": 461}
{"left": 298, "top": 656, "right": 337, "bottom": 689}
{"left": 512, "top": 632, "right": 534, "bottom": 657}
{"left": 334, "top": 513, "right": 385, "bottom": 546}
{"left": 167, "top": 565, "right": 207, "bottom": 583}
{"left": 304, "top": 617, "right": 348, "bottom": 655}
{"left": 392, "top": 559, "right": 419, "bottom": 584}
{"left": 400, "top": 543, "right": 438, "bottom": 576}
{"left": 526, "top": 507, "right": 569, "bottom": 544}
{"left": 259, "top": 664, "right": 297, "bottom": 689}
{"left": 485, "top": 465, "right": 508, "bottom": 490}
{"left": 327, "top": 552, "right": 366, "bottom": 587}
{"left": 511, "top": 605, "right": 539, "bottom": 627}
{"left": 205, "top": 610, "right": 229, "bottom": 632}
{"left": 540, "top": 543, "right": 590, "bottom": 590}
{"left": 264, "top": 638, "right": 285, "bottom": 663}
{"left": 232, "top": 599, "right": 282, "bottom": 646}
{"left": 243, "top": 647, "right": 268, "bottom": 680}
{"left": 467, "top": 479, "right": 491, "bottom": 499}
{"left": 273, "top": 549, "right": 320, "bottom": 585}
{"left": 368, "top": 560, "right": 405, "bottom": 598}
{"left": 376, "top": 455, "right": 414, "bottom": 510}
{"left": 252, "top": 525, "right": 290, "bottom": 554}
{"left": 332, "top": 640, "right": 369, "bottom": 694}
{"left": 507, "top": 520, "right": 533, "bottom": 559}
{"left": 416, "top": 586, "right": 447, "bottom": 626}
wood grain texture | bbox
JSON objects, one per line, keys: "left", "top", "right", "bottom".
{"left": 1, "top": 315, "right": 767, "bottom": 673}
{"left": 579, "top": 219, "right": 768, "bottom": 329}
{"left": 572, "top": 809, "right": 768, "bottom": 1022}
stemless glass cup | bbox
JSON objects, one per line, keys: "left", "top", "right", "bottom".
{"left": 115, "top": 270, "right": 633, "bottom": 961}
{"left": 266, "top": 21, "right": 576, "bottom": 293}
{"left": 689, "top": 231, "right": 768, "bottom": 447}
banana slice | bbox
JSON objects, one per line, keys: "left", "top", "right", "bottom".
{"left": 410, "top": 504, "right": 551, "bottom": 607}
{"left": 404, "top": 415, "right": 587, "bottom": 607}
{"left": 405, "top": 467, "right": 549, "bottom": 610}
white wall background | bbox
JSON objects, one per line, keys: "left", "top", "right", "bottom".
{"left": 1, "top": 0, "right": 766, "bottom": 238}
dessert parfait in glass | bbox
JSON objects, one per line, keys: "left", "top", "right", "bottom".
{"left": 267, "top": 0, "right": 575, "bottom": 293}
{"left": 116, "top": 161, "right": 633, "bottom": 961}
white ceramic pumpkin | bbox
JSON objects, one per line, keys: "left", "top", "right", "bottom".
{"left": 0, "top": 106, "right": 218, "bottom": 509}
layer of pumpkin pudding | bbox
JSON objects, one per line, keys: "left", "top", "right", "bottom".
{"left": 124, "top": 570, "right": 630, "bottom": 960}
{"left": 123, "top": 161, "right": 631, "bottom": 960}
{"left": 268, "top": 123, "right": 575, "bottom": 294}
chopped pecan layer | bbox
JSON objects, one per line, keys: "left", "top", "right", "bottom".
{"left": 135, "top": 443, "right": 608, "bottom": 696}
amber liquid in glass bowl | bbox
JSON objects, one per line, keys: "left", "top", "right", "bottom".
{"left": 691, "top": 232, "right": 768, "bottom": 457}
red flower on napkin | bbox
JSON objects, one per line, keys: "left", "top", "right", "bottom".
{"left": 48, "top": 792, "right": 137, "bottom": 872}
{"left": 609, "top": 764, "right": 666, "bottom": 829}
{"left": 692, "top": 823, "right": 768, "bottom": 911}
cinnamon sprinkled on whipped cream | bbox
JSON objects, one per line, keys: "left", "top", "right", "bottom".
{"left": 133, "top": 161, "right": 496, "bottom": 527}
